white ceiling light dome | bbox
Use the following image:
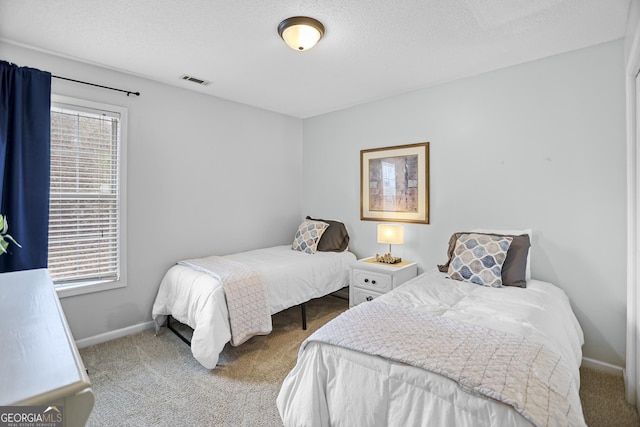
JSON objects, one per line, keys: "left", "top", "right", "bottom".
{"left": 278, "top": 16, "right": 325, "bottom": 51}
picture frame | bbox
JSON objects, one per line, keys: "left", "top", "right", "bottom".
{"left": 360, "top": 142, "right": 429, "bottom": 224}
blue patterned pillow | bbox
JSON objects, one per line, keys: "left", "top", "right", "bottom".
{"left": 292, "top": 220, "right": 330, "bottom": 254}
{"left": 447, "top": 233, "right": 513, "bottom": 287}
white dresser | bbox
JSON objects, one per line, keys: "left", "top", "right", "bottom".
{"left": 0, "top": 268, "right": 94, "bottom": 426}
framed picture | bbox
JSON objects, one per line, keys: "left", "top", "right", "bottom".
{"left": 360, "top": 142, "right": 429, "bottom": 224}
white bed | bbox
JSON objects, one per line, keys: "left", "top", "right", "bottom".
{"left": 152, "top": 245, "right": 356, "bottom": 369}
{"left": 277, "top": 268, "right": 585, "bottom": 427}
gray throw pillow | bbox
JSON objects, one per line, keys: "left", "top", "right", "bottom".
{"left": 306, "top": 216, "right": 350, "bottom": 252}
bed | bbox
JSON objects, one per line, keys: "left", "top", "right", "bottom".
{"left": 277, "top": 231, "right": 586, "bottom": 427}
{"left": 152, "top": 218, "right": 356, "bottom": 369}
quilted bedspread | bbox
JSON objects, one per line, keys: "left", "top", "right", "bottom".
{"left": 179, "top": 256, "right": 272, "bottom": 346}
{"left": 302, "top": 299, "right": 585, "bottom": 427}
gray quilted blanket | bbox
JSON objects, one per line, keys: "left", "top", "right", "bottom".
{"left": 302, "top": 300, "right": 585, "bottom": 427}
{"left": 179, "top": 256, "right": 272, "bottom": 346}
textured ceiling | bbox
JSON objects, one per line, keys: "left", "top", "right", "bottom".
{"left": 0, "top": 0, "right": 632, "bottom": 118}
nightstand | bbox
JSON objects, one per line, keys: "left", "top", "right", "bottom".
{"left": 349, "top": 257, "right": 418, "bottom": 307}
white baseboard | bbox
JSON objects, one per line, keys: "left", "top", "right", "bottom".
{"left": 582, "top": 357, "right": 625, "bottom": 377}
{"left": 75, "top": 321, "right": 156, "bottom": 349}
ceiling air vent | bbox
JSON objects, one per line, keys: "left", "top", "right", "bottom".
{"left": 180, "top": 75, "right": 210, "bottom": 86}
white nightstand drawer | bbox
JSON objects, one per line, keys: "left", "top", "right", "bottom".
{"left": 352, "top": 288, "right": 384, "bottom": 305}
{"left": 352, "top": 268, "right": 393, "bottom": 293}
{"left": 349, "top": 258, "right": 418, "bottom": 307}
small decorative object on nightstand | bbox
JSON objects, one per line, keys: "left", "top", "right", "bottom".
{"left": 349, "top": 257, "right": 418, "bottom": 307}
{"left": 375, "top": 252, "right": 401, "bottom": 264}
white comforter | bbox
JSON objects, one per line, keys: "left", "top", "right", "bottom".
{"left": 152, "top": 245, "right": 356, "bottom": 369}
{"left": 277, "top": 269, "right": 584, "bottom": 427}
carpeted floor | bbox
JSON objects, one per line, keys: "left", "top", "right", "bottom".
{"left": 80, "top": 295, "right": 639, "bottom": 426}
{"left": 580, "top": 368, "right": 640, "bottom": 426}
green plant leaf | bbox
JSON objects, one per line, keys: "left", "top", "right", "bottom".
{"left": 4, "top": 234, "right": 21, "bottom": 248}
{"left": 0, "top": 214, "right": 19, "bottom": 254}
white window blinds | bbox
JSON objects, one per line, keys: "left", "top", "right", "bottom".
{"left": 48, "top": 102, "right": 121, "bottom": 285}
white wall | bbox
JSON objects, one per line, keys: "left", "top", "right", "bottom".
{"left": 302, "top": 41, "right": 627, "bottom": 367}
{"left": 626, "top": 0, "right": 640, "bottom": 59}
{"left": 1, "top": 41, "right": 303, "bottom": 341}
{"left": 0, "top": 39, "right": 629, "bottom": 367}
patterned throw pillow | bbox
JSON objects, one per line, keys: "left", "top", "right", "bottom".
{"left": 292, "top": 219, "right": 330, "bottom": 254}
{"left": 447, "top": 233, "right": 513, "bottom": 287}
{"left": 438, "top": 232, "right": 530, "bottom": 287}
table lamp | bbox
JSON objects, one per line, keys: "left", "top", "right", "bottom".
{"left": 376, "top": 224, "right": 404, "bottom": 264}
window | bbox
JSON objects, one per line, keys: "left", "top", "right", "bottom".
{"left": 48, "top": 95, "right": 127, "bottom": 297}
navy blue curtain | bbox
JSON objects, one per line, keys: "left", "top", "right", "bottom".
{"left": 0, "top": 61, "right": 51, "bottom": 272}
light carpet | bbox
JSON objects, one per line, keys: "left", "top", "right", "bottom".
{"left": 80, "top": 295, "right": 639, "bottom": 426}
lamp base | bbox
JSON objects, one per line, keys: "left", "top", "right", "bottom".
{"left": 375, "top": 253, "right": 402, "bottom": 264}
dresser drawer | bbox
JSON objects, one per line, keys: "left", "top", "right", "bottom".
{"left": 352, "top": 268, "right": 392, "bottom": 292}
{"left": 352, "top": 288, "right": 384, "bottom": 305}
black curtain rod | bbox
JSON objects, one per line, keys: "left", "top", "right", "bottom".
{"left": 52, "top": 75, "right": 140, "bottom": 97}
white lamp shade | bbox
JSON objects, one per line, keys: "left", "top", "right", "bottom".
{"left": 377, "top": 224, "right": 404, "bottom": 245}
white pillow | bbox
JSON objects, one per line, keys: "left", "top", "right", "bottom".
{"left": 472, "top": 228, "right": 532, "bottom": 279}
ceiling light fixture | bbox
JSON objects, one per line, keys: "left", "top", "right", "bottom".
{"left": 277, "top": 16, "right": 325, "bottom": 51}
